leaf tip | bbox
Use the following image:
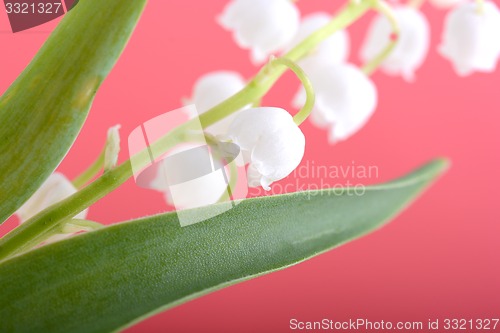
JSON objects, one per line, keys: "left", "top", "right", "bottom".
{"left": 430, "top": 157, "right": 451, "bottom": 176}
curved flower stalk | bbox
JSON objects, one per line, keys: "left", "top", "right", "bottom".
{"left": 291, "top": 0, "right": 397, "bottom": 144}
{"left": 218, "top": 0, "right": 300, "bottom": 64}
{"left": 439, "top": 0, "right": 500, "bottom": 76}
{"left": 185, "top": 71, "right": 248, "bottom": 136}
{"left": 360, "top": 5, "right": 430, "bottom": 81}
{"left": 217, "top": 56, "right": 313, "bottom": 191}
{"left": 286, "top": 12, "right": 350, "bottom": 69}
{"left": 293, "top": 63, "right": 378, "bottom": 144}
{"left": 226, "top": 107, "right": 305, "bottom": 190}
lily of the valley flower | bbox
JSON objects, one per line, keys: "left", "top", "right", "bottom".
{"left": 293, "top": 63, "right": 377, "bottom": 144}
{"left": 16, "top": 173, "right": 88, "bottom": 223}
{"left": 186, "top": 71, "right": 247, "bottom": 136}
{"left": 149, "top": 144, "right": 230, "bottom": 209}
{"left": 439, "top": 0, "right": 500, "bottom": 76}
{"left": 226, "top": 107, "right": 305, "bottom": 190}
{"left": 360, "top": 6, "right": 430, "bottom": 81}
{"left": 15, "top": 172, "right": 89, "bottom": 243}
{"left": 218, "top": 0, "right": 299, "bottom": 64}
{"left": 286, "top": 12, "right": 350, "bottom": 69}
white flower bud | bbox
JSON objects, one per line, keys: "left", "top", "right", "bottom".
{"left": 293, "top": 63, "right": 377, "bottom": 144}
{"left": 287, "top": 12, "right": 350, "bottom": 69}
{"left": 439, "top": 1, "right": 500, "bottom": 76}
{"left": 218, "top": 0, "right": 300, "bottom": 64}
{"left": 429, "top": 0, "right": 464, "bottom": 9}
{"left": 186, "top": 71, "right": 247, "bottom": 135}
{"left": 226, "top": 107, "right": 305, "bottom": 190}
{"left": 104, "top": 124, "right": 121, "bottom": 171}
{"left": 16, "top": 172, "right": 88, "bottom": 223}
{"left": 360, "top": 6, "right": 430, "bottom": 81}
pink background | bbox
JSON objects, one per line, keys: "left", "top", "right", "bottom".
{"left": 1, "top": 0, "right": 499, "bottom": 332}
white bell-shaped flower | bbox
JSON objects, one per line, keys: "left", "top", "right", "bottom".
{"left": 226, "top": 107, "right": 305, "bottom": 190}
{"left": 218, "top": 0, "right": 300, "bottom": 64}
{"left": 16, "top": 172, "right": 89, "bottom": 244}
{"left": 293, "top": 63, "right": 377, "bottom": 144}
{"left": 189, "top": 71, "right": 246, "bottom": 114}
{"left": 286, "top": 12, "right": 350, "bottom": 69}
{"left": 16, "top": 172, "right": 88, "bottom": 223}
{"left": 149, "top": 144, "right": 230, "bottom": 209}
{"left": 185, "top": 71, "right": 247, "bottom": 136}
{"left": 360, "top": 6, "right": 430, "bottom": 81}
{"left": 429, "top": 0, "right": 464, "bottom": 9}
{"left": 439, "top": 1, "right": 500, "bottom": 76}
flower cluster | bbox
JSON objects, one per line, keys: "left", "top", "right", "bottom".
{"left": 290, "top": 12, "right": 376, "bottom": 144}
{"left": 18, "top": 0, "right": 500, "bottom": 237}
{"left": 169, "top": 0, "right": 500, "bottom": 207}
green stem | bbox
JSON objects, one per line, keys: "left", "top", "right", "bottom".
{"left": 7, "top": 219, "right": 104, "bottom": 257}
{"left": 0, "top": 163, "right": 132, "bottom": 260}
{"left": 269, "top": 57, "right": 315, "bottom": 126}
{"left": 362, "top": 0, "right": 400, "bottom": 76}
{"left": 227, "top": 161, "right": 238, "bottom": 200}
{"left": 217, "top": 159, "right": 238, "bottom": 204}
{"left": 73, "top": 148, "right": 105, "bottom": 189}
{"left": 0, "top": 0, "right": 372, "bottom": 262}
{"left": 251, "top": 98, "right": 262, "bottom": 108}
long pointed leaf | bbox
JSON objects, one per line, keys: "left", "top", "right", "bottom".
{"left": 0, "top": 159, "right": 448, "bottom": 333}
{"left": 0, "top": 0, "right": 147, "bottom": 223}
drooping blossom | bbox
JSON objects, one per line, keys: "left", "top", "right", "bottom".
{"left": 226, "top": 107, "right": 305, "bottom": 190}
{"left": 293, "top": 63, "right": 377, "bottom": 144}
{"left": 218, "top": 0, "right": 300, "bottom": 64}
{"left": 439, "top": 0, "right": 500, "bottom": 76}
{"left": 360, "top": 6, "right": 430, "bottom": 81}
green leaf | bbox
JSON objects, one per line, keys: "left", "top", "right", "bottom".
{"left": 0, "top": 159, "right": 448, "bottom": 333}
{"left": 0, "top": 0, "right": 147, "bottom": 223}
